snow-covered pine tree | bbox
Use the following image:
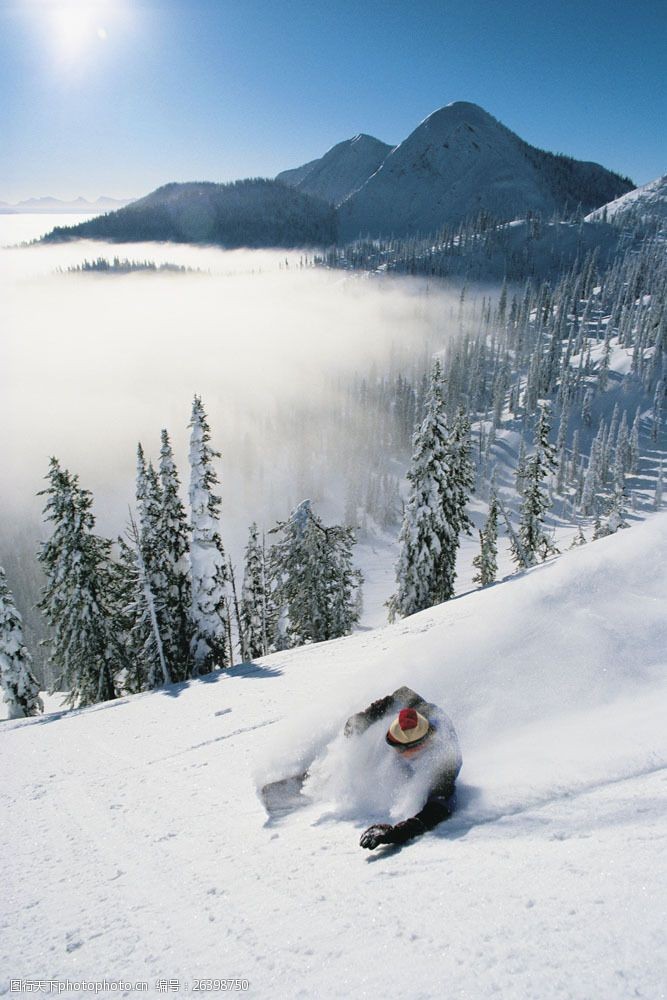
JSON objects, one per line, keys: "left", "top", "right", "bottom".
{"left": 0, "top": 565, "right": 43, "bottom": 719}
{"left": 581, "top": 387, "right": 594, "bottom": 427}
{"left": 158, "top": 429, "right": 192, "bottom": 677}
{"left": 388, "top": 360, "right": 460, "bottom": 620}
{"left": 555, "top": 405, "right": 569, "bottom": 494}
{"left": 123, "top": 445, "right": 173, "bottom": 692}
{"left": 241, "top": 522, "right": 271, "bottom": 659}
{"left": 515, "top": 436, "right": 527, "bottom": 495}
{"left": 38, "top": 459, "right": 121, "bottom": 707}
{"left": 125, "top": 515, "right": 172, "bottom": 691}
{"left": 613, "top": 416, "right": 629, "bottom": 498}
{"left": 472, "top": 492, "right": 499, "bottom": 587}
{"left": 570, "top": 525, "right": 587, "bottom": 548}
{"left": 449, "top": 406, "right": 475, "bottom": 539}
{"left": 602, "top": 482, "right": 629, "bottom": 536}
{"left": 629, "top": 407, "right": 641, "bottom": 474}
{"left": 512, "top": 404, "right": 558, "bottom": 567}
{"left": 188, "top": 396, "right": 229, "bottom": 673}
{"left": 325, "top": 522, "right": 363, "bottom": 639}
{"left": 655, "top": 460, "right": 663, "bottom": 510}
{"left": 269, "top": 501, "right": 361, "bottom": 646}
{"left": 652, "top": 379, "right": 664, "bottom": 441}
{"left": 580, "top": 426, "right": 604, "bottom": 516}
{"left": 614, "top": 412, "right": 629, "bottom": 489}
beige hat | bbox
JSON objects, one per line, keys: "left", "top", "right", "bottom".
{"left": 386, "top": 708, "right": 430, "bottom": 745}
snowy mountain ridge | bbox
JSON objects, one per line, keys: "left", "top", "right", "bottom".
{"left": 2, "top": 513, "right": 666, "bottom": 998}
{"left": 40, "top": 103, "right": 634, "bottom": 249}
{"left": 586, "top": 172, "right": 667, "bottom": 224}
{"left": 337, "top": 101, "right": 633, "bottom": 239}
{"left": 276, "top": 133, "right": 393, "bottom": 206}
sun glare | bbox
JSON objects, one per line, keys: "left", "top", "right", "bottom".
{"left": 26, "top": 0, "right": 126, "bottom": 66}
{"left": 53, "top": 5, "right": 97, "bottom": 58}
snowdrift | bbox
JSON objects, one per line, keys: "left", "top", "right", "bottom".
{"left": 2, "top": 514, "right": 666, "bottom": 1000}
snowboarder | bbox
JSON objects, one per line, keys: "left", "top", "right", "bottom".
{"left": 344, "top": 686, "right": 462, "bottom": 850}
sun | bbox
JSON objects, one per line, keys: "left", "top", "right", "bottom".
{"left": 53, "top": 4, "right": 101, "bottom": 58}
{"left": 26, "top": 0, "right": 119, "bottom": 64}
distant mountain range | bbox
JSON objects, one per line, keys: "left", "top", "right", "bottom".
{"left": 0, "top": 196, "right": 133, "bottom": 214}
{"left": 40, "top": 102, "right": 641, "bottom": 248}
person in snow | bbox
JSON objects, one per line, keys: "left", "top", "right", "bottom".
{"left": 344, "top": 685, "right": 462, "bottom": 850}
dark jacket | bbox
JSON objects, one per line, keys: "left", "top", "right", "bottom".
{"left": 345, "top": 686, "right": 462, "bottom": 844}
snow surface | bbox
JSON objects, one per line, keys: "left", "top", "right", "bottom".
{"left": 2, "top": 514, "right": 666, "bottom": 999}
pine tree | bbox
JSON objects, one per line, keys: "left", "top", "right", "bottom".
{"left": 613, "top": 415, "right": 629, "bottom": 497}
{"left": 652, "top": 379, "right": 664, "bottom": 441}
{"left": 125, "top": 445, "right": 172, "bottom": 691}
{"left": 124, "top": 516, "right": 172, "bottom": 691}
{"left": 0, "top": 566, "right": 43, "bottom": 719}
{"left": 326, "top": 522, "right": 364, "bottom": 639}
{"left": 158, "top": 429, "right": 192, "bottom": 677}
{"left": 581, "top": 387, "right": 594, "bottom": 427}
{"left": 38, "top": 459, "right": 121, "bottom": 707}
{"left": 472, "top": 492, "right": 499, "bottom": 587}
{"left": 604, "top": 483, "right": 629, "bottom": 535}
{"left": 449, "top": 406, "right": 475, "bottom": 538}
{"left": 655, "top": 460, "right": 663, "bottom": 510}
{"left": 270, "top": 501, "right": 361, "bottom": 646}
{"left": 629, "top": 407, "right": 641, "bottom": 474}
{"left": 188, "top": 396, "right": 229, "bottom": 672}
{"left": 388, "top": 360, "right": 460, "bottom": 619}
{"left": 241, "top": 523, "right": 271, "bottom": 659}
{"left": 515, "top": 436, "right": 527, "bottom": 495}
{"left": 512, "top": 404, "right": 558, "bottom": 567}
{"left": 570, "top": 526, "right": 587, "bottom": 548}
{"left": 581, "top": 426, "right": 604, "bottom": 516}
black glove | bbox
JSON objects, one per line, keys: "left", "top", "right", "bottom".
{"left": 387, "top": 817, "right": 426, "bottom": 844}
{"left": 359, "top": 824, "right": 393, "bottom": 850}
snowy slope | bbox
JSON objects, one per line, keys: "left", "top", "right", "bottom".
{"left": 338, "top": 102, "right": 632, "bottom": 240}
{"left": 277, "top": 134, "right": 393, "bottom": 207}
{"left": 2, "top": 514, "right": 666, "bottom": 999}
{"left": 586, "top": 172, "right": 667, "bottom": 224}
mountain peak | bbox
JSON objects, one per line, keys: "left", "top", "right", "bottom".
{"left": 338, "top": 104, "right": 634, "bottom": 239}
{"left": 417, "top": 101, "right": 503, "bottom": 135}
{"left": 277, "top": 133, "right": 392, "bottom": 206}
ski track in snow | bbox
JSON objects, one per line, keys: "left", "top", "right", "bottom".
{"left": 2, "top": 515, "right": 667, "bottom": 999}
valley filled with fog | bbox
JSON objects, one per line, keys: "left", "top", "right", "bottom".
{"left": 1, "top": 215, "right": 470, "bottom": 668}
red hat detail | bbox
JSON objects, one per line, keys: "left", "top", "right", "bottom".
{"left": 398, "top": 708, "right": 419, "bottom": 730}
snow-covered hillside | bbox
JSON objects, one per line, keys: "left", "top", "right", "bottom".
{"left": 3, "top": 514, "right": 666, "bottom": 1000}
{"left": 338, "top": 102, "right": 632, "bottom": 240}
{"left": 277, "top": 134, "right": 392, "bottom": 206}
{"left": 586, "top": 172, "right": 667, "bottom": 224}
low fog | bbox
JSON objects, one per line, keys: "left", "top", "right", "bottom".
{"left": 4, "top": 241, "right": 443, "bottom": 525}
{"left": 1, "top": 216, "right": 481, "bottom": 605}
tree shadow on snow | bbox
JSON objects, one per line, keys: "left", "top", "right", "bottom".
{"left": 227, "top": 661, "right": 283, "bottom": 680}
{"left": 158, "top": 662, "right": 283, "bottom": 699}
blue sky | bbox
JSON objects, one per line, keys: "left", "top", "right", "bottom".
{"left": 1, "top": 0, "right": 665, "bottom": 201}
